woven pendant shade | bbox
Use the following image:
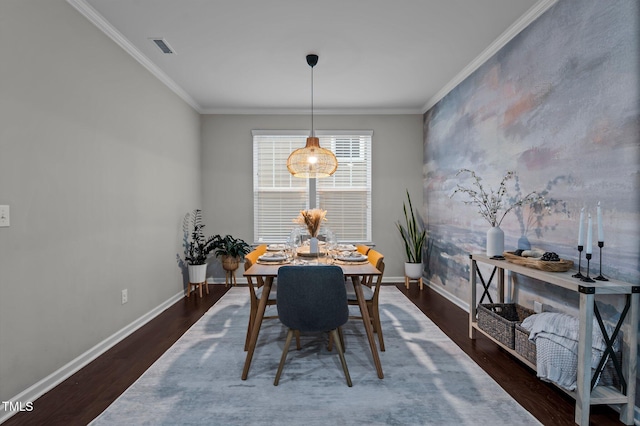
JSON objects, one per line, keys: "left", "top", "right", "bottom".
{"left": 287, "top": 53, "right": 338, "bottom": 178}
{"left": 287, "top": 137, "right": 338, "bottom": 178}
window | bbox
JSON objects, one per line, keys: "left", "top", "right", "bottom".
{"left": 253, "top": 130, "right": 372, "bottom": 243}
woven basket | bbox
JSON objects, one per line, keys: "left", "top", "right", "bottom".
{"left": 515, "top": 324, "right": 536, "bottom": 365}
{"left": 477, "top": 304, "right": 535, "bottom": 349}
{"left": 503, "top": 251, "right": 574, "bottom": 272}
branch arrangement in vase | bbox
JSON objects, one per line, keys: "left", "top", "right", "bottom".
{"left": 450, "top": 169, "right": 543, "bottom": 227}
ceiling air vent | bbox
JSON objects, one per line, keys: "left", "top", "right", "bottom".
{"left": 151, "top": 38, "right": 175, "bottom": 54}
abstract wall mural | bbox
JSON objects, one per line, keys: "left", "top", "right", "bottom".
{"left": 423, "top": 0, "right": 639, "bottom": 409}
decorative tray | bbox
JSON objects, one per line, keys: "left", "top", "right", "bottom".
{"left": 296, "top": 246, "right": 327, "bottom": 257}
{"left": 503, "top": 251, "right": 574, "bottom": 272}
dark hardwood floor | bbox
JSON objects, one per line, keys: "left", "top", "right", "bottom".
{"left": 5, "top": 284, "right": 623, "bottom": 426}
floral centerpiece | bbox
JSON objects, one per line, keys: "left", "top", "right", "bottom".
{"left": 294, "top": 208, "right": 327, "bottom": 237}
{"left": 294, "top": 209, "right": 327, "bottom": 255}
{"left": 450, "top": 169, "right": 543, "bottom": 257}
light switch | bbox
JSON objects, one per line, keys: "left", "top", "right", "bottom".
{"left": 0, "top": 205, "right": 10, "bottom": 227}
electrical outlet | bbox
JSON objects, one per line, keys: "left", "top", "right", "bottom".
{"left": 0, "top": 205, "right": 9, "bottom": 227}
{"left": 534, "top": 301, "right": 543, "bottom": 313}
{"left": 121, "top": 289, "right": 128, "bottom": 304}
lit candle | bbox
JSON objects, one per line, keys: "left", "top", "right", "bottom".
{"left": 586, "top": 213, "right": 593, "bottom": 254}
{"left": 578, "top": 207, "right": 584, "bottom": 246}
{"left": 597, "top": 201, "right": 604, "bottom": 242}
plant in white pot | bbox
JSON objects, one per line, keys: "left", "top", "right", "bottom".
{"left": 397, "top": 190, "right": 426, "bottom": 281}
{"left": 182, "top": 209, "right": 220, "bottom": 285}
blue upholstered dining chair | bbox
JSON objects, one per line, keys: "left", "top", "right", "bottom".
{"left": 274, "top": 265, "right": 352, "bottom": 387}
{"left": 243, "top": 247, "right": 301, "bottom": 352}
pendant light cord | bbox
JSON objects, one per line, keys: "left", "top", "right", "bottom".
{"left": 310, "top": 65, "right": 314, "bottom": 137}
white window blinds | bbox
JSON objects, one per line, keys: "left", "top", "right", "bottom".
{"left": 253, "top": 130, "right": 372, "bottom": 243}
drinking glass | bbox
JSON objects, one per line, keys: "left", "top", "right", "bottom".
{"left": 288, "top": 227, "right": 301, "bottom": 263}
{"left": 326, "top": 228, "right": 338, "bottom": 261}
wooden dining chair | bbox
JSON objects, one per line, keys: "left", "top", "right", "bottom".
{"left": 345, "top": 249, "right": 386, "bottom": 351}
{"left": 356, "top": 244, "right": 371, "bottom": 255}
{"left": 244, "top": 245, "right": 273, "bottom": 350}
{"left": 274, "top": 265, "right": 352, "bottom": 386}
{"left": 243, "top": 245, "right": 299, "bottom": 351}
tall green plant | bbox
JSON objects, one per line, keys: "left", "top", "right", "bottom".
{"left": 396, "top": 190, "right": 426, "bottom": 263}
{"left": 183, "top": 209, "right": 220, "bottom": 265}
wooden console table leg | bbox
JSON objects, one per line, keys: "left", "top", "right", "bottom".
{"left": 575, "top": 290, "right": 594, "bottom": 426}
{"left": 469, "top": 256, "right": 477, "bottom": 339}
{"left": 620, "top": 291, "right": 639, "bottom": 424}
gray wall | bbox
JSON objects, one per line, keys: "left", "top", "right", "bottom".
{"left": 0, "top": 0, "right": 201, "bottom": 402}
{"left": 201, "top": 114, "right": 424, "bottom": 280}
{"left": 423, "top": 0, "right": 639, "bottom": 411}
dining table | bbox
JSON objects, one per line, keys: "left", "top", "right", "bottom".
{"left": 241, "top": 257, "right": 384, "bottom": 380}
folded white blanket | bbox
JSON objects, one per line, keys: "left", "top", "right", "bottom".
{"left": 520, "top": 312, "right": 619, "bottom": 391}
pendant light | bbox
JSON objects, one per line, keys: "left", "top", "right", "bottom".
{"left": 287, "top": 54, "right": 338, "bottom": 178}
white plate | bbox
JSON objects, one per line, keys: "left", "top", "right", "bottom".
{"left": 336, "top": 244, "right": 356, "bottom": 251}
{"left": 259, "top": 253, "right": 287, "bottom": 262}
{"left": 266, "top": 244, "right": 287, "bottom": 251}
{"left": 336, "top": 253, "right": 367, "bottom": 262}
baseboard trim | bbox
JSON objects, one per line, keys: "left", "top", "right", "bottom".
{"left": 0, "top": 290, "right": 184, "bottom": 424}
{"left": 210, "top": 276, "right": 407, "bottom": 285}
{"left": 421, "top": 279, "right": 469, "bottom": 312}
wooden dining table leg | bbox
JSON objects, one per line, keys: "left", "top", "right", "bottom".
{"left": 351, "top": 275, "right": 384, "bottom": 379}
{"left": 241, "top": 276, "right": 273, "bottom": 380}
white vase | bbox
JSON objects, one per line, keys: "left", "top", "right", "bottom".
{"left": 517, "top": 235, "right": 531, "bottom": 250}
{"left": 404, "top": 262, "right": 423, "bottom": 279}
{"left": 188, "top": 264, "right": 207, "bottom": 283}
{"left": 309, "top": 237, "right": 319, "bottom": 254}
{"left": 486, "top": 226, "right": 504, "bottom": 258}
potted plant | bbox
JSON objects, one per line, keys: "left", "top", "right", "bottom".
{"left": 397, "top": 190, "right": 426, "bottom": 280}
{"left": 182, "top": 209, "right": 220, "bottom": 283}
{"left": 214, "top": 234, "right": 251, "bottom": 286}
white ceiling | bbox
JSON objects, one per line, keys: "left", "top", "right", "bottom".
{"left": 68, "top": 0, "right": 555, "bottom": 114}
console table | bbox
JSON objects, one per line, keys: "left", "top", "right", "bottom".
{"left": 468, "top": 253, "right": 639, "bottom": 426}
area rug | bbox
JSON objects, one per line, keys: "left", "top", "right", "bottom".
{"left": 91, "top": 287, "right": 540, "bottom": 425}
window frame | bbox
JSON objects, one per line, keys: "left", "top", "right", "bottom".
{"left": 252, "top": 129, "right": 372, "bottom": 244}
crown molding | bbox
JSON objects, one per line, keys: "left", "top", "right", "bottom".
{"left": 200, "top": 107, "right": 423, "bottom": 115}
{"left": 421, "top": 0, "right": 558, "bottom": 113}
{"left": 67, "top": 0, "right": 556, "bottom": 117}
{"left": 66, "top": 0, "right": 203, "bottom": 113}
